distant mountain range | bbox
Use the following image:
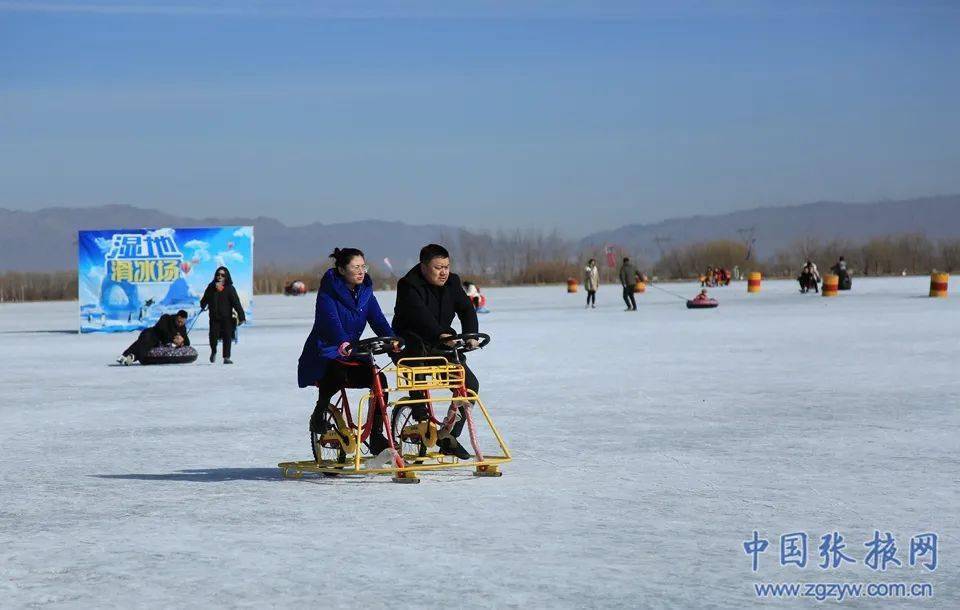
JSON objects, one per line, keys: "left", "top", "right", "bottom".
{"left": 580, "top": 195, "right": 960, "bottom": 263}
{"left": 1, "top": 196, "right": 958, "bottom": 272}
{"left": 0, "top": 205, "right": 456, "bottom": 273}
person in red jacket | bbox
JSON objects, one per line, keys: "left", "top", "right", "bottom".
{"left": 692, "top": 288, "right": 711, "bottom": 302}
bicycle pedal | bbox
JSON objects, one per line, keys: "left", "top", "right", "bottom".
{"left": 401, "top": 421, "right": 438, "bottom": 448}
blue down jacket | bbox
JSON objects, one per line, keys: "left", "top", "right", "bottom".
{"left": 297, "top": 268, "right": 393, "bottom": 388}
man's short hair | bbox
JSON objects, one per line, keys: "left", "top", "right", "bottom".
{"left": 176, "top": 310, "right": 188, "bottom": 318}
{"left": 419, "top": 244, "right": 450, "bottom": 265}
{"left": 623, "top": 257, "right": 630, "bottom": 263}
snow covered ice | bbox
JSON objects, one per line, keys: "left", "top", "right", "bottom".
{"left": 2, "top": 277, "right": 958, "bottom": 607}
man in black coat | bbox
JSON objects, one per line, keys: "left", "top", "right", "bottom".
{"left": 392, "top": 244, "right": 480, "bottom": 459}
{"left": 200, "top": 266, "right": 246, "bottom": 364}
{"left": 118, "top": 310, "right": 190, "bottom": 364}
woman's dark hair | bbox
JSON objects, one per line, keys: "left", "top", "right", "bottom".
{"left": 419, "top": 243, "right": 449, "bottom": 265}
{"left": 329, "top": 247, "right": 365, "bottom": 270}
{"left": 211, "top": 266, "right": 233, "bottom": 285}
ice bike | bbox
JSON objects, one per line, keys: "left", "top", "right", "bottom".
{"left": 389, "top": 332, "right": 503, "bottom": 476}
{"left": 279, "top": 332, "right": 511, "bottom": 483}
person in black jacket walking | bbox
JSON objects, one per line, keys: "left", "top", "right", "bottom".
{"left": 200, "top": 266, "right": 246, "bottom": 364}
{"left": 118, "top": 310, "right": 189, "bottom": 365}
{"left": 618, "top": 257, "right": 642, "bottom": 311}
{"left": 392, "top": 244, "right": 480, "bottom": 459}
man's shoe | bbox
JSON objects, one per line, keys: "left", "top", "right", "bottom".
{"left": 437, "top": 435, "right": 470, "bottom": 460}
{"left": 223, "top": 358, "right": 233, "bottom": 364}
{"left": 209, "top": 350, "right": 216, "bottom": 363}
{"left": 368, "top": 433, "right": 389, "bottom": 456}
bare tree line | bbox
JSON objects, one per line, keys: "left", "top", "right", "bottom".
{"left": 0, "top": 271, "right": 77, "bottom": 303}
{"left": 767, "top": 234, "right": 960, "bottom": 277}
{"left": 3, "top": 232, "right": 960, "bottom": 302}
{"left": 652, "top": 234, "right": 960, "bottom": 279}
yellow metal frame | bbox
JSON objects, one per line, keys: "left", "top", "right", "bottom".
{"left": 279, "top": 359, "right": 511, "bottom": 481}
{"left": 394, "top": 356, "right": 465, "bottom": 391}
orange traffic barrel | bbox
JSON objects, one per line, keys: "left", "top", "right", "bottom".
{"left": 822, "top": 274, "right": 839, "bottom": 297}
{"left": 747, "top": 271, "right": 762, "bottom": 293}
{"left": 930, "top": 273, "right": 949, "bottom": 297}
{"left": 567, "top": 278, "right": 579, "bottom": 293}
{"left": 634, "top": 280, "right": 646, "bottom": 293}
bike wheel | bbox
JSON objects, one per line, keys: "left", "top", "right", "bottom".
{"left": 390, "top": 399, "right": 437, "bottom": 461}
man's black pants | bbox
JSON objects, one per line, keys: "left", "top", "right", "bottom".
{"left": 123, "top": 329, "right": 160, "bottom": 362}
{"left": 622, "top": 286, "right": 637, "bottom": 310}
{"left": 407, "top": 361, "right": 479, "bottom": 438}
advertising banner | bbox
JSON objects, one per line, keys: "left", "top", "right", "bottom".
{"left": 78, "top": 226, "right": 253, "bottom": 333}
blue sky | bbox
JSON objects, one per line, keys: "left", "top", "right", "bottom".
{"left": 2, "top": 0, "right": 959, "bottom": 234}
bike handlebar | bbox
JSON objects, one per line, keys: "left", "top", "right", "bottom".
{"left": 349, "top": 336, "right": 405, "bottom": 357}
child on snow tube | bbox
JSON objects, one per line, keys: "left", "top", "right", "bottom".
{"left": 687, "top": 289, "right": 718, "bottom": 309}
{"left": 463, "top": 281, "right": 489, "bottom": 312}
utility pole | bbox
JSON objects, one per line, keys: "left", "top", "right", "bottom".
{"left": 737, "top": 227, "right": 757, "bottom": 261}
{"left": 653, "top": 235, "right": 681, "bottom": 277}
{"left": 652, "top": 235, "right": 672, "bottom": 259}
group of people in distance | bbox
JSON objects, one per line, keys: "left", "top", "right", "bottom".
{"left": 117, "top": 265, "right": 247, "bottom": 365}
{"left": 701, "top": 266, "right": 731, "bottom": 287}
{"left": 296, "top": 243, "right": 480, "bottom": 463}
{"left": 798, "top": 256, "right": 851, "bottom": 293}
{"left": 583, "top": 257, "right": 646, "bottom": 311}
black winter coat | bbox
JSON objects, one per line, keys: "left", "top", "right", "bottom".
{"left": 200, "top": 267, "right": 246, "bottom": 324}
{"left": 391, "top": 265, "right": 478, "bottom": 352}
{"left": 152, "top": 313, "right": 190, "bottom": 346}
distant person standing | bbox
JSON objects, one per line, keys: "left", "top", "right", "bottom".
{"left": 200, "top": 266, "right": 246, "bottom": 364}
{"left": 618, "top": 257, "right": 642, "bottom": 311}
{"left": 798, "top": 260, "right": 821, "bottom": 294}
{"left": 583, "top": 258, "right": 600, "bottom": 308}
{"left": 831, "top": 256, "right": 852, "bottom": 290}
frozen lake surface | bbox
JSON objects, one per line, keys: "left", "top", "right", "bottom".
{"left": 2, "top": 277, "right": 958, "bottom": 608}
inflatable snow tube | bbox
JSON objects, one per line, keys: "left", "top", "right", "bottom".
{"left": 475, "top": 294, "right": 490, "bottom": 313}
{"left": 284, "top": 280, "right": 307, "bottom": 296}
{"left": 140, "top": 345, "right": 199, "bottom": 365}
{"left": 686, "top": 299, "right": 718, "bottom": 309}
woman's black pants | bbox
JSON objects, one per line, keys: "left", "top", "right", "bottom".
{"left": 209, "top": 319, "right": 234, "bottom": 358}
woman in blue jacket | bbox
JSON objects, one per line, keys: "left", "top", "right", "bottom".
{"left": 298, "top": 247, "right": 395, "bottom": 456}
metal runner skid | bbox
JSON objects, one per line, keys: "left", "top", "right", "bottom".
{"left": 278, "top": 357, "right": 511, "bottom": 482}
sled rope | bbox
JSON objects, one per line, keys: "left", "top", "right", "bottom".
{"left": 646, "top": 281, "right": 690, "bottom": 301}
